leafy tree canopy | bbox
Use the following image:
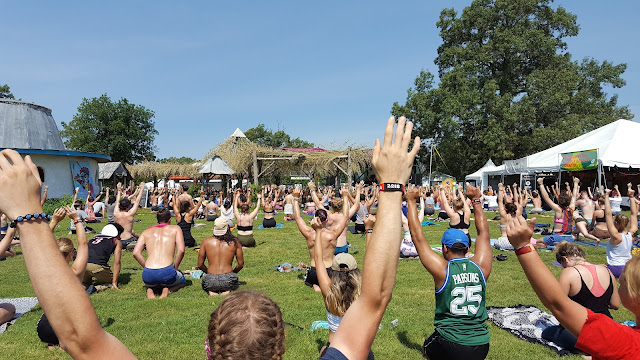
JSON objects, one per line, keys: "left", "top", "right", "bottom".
{"left": 157, "top": 156, "right": 196, "bottom": 164}
{"left": 61, "top": 94, "right": 158, "bottom": 164}
{"left": 245, "top": 124, "right": 314, "bottom": 148}
{"left": 0, "top": 84, "right": 15, "bottom": 99}
{"left": 392, "top": 0, "right": 633, "bottom": 179}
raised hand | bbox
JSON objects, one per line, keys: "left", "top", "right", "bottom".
{"left": 310, "top": 217, "right": 323, "bottom": 230}
{"left": 66, "top": 206, "right": 80, "bottom": 221}
{"left": 51, "top": 207, "right": 68, "bottom": 223}
{"left": 364, "top": 214, "right": 376, "bottom": 230}
{"left": 506, "top": 216, "right": 535, "bottom": 249}
{"left": 371, "top": 117, "right": 420, "bottom": 185}
{"left": 465, "top": 183, "right": 482, "bottom": 200}
{"left": 308, "top": 181, "right": 316, "bottom": 192}
{"left": 405, "top": 187, "right": 421, "bottom": 202}
{"left": 0, "top": 151, "right": 43, "bottom": 219}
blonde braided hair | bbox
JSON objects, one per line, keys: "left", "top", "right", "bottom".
{"left": 208, "top": 291, "right": 285, "bottom": 360}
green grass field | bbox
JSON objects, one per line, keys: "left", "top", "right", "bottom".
{"left": 0, "top": 208, "right": 633, "bottom": 359}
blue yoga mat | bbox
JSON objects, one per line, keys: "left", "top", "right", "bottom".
{"left": 256, "top": 223, "right": 284, "bottom": 229}
{"left": 471, "top": 238, "right": 498, "bottom": 246}
{"left": 422, "top": 220, "right": 437, "bottom": 226}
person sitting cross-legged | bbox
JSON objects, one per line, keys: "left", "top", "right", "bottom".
{"left": 198, "top": 216, "right": 244, "bottom": 296}
{"left": 132, "top": 209, "right": 186, "bottom": 299}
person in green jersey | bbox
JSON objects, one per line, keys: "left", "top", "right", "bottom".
{"left": 406, "top": 184, "right": 493, "bottom": 360}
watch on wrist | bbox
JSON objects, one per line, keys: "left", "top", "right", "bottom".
{"left": 515, "top": 244, "right": 537, "bottom": 256}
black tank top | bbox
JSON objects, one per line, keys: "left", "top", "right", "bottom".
{"left": 449, "top": 211, "right": 470, "bottom": 230}
{"left": 88, "top": 235, "right": 116, "bottom": 267}
{"left": 569, "top": 266, "right": 614, "bottom": 318}
{"left": 178, "top": 213, "right": 194, "bottom": 238}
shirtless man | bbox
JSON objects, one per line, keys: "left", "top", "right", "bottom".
{"left": 132, "top": 209, "right": 185, "bottom": 299}
{"left": 177, "top": 184, "right": 194, "bottom": 208}
{"left": 529, "top": 189, "right": 544, "bottom": 214}
{"left": 115, "top": 182, "right": 144, "bottom": 250}
{"left": 310, "top": 181, "right": 360, "bottom": 254}
{"left": 198, "top": 216, "right": 244, "bottom": 296}
{"left": 292, "top": 188, "right": 348, "bottom": 292}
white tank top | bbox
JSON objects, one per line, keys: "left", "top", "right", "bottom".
{"left": 607, "top": 232, "right": 633, "bottom": 266}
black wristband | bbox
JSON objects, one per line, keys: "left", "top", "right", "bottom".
{"left": 378, "top": 183, "right": 405, "bottom": 192}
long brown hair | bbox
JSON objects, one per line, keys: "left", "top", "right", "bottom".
{"left": 208, "top": 291, "right": 285, "bottom": 360}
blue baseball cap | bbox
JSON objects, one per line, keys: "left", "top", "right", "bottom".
{"left": 441, "top": 229, "right": 469, "bottom": 248}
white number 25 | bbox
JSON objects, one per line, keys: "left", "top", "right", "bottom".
{"left": 450, "top": 285, "right": 482, "bottom": 316}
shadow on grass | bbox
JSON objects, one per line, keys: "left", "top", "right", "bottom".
{"left": 316, "top": 338, "right": 326, "bottom": 353}
{"left": 396, "top": 330, "right": 422, "bottom": 353}
{"left": 102, "top": 318, "right": 115, "bottom": 328}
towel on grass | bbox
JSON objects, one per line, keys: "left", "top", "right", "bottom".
{"left": 471, "top": 238, "right": 498, "bottom": 247}
{"left": 256, "top": 223, "right": 284, "bottom": 229}
{"left": 0, "top": 297, "right": 39, "bottom": 334}
{"left": 487, "top": 305, "right": 571, "bottom": 356}
{"left": 572, "top": 239, "right": 600, "bottom": 247}
{"left": 421, "top": 220, "right": 438, "bottom": 226}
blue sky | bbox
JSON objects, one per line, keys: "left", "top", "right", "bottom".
{"left": 2, "top": 1, "right": 638, "bottom": 160}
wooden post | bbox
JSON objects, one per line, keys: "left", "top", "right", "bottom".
{"left": 252, "top": 151, "right": 259, "bottom": 185}
{"left": 347, "top": 147, "right": 352, "bottom": 185}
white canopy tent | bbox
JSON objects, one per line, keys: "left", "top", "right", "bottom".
{"left": 198, "top": 155, "right": 235, "bottom": 175}
{"left": 485, "top": 119, "right": 638, "bottom": 176}
{"left": 465, "top": 159, "right": 503, "bottom": 190}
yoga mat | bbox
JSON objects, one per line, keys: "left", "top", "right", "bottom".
{"left": 256, "top": 223, "right": 284, "bottom": 229}
{"left": 0, "top": 297, "right": 39, "bottom": 334}
{"left": 487, "top": 305, "right": 571, "bottom": 356}
{"left": 471, "top": 238, "right": 497, "bottom": 246}
{"left": 572, "top": 239, "right": 600, "bottom": 247}
{"left": 421, "top": 220, "right": 438, "bottom": 226}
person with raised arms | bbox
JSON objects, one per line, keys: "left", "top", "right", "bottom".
{"left": 0, "top": 149, "right": 136, "bottom": 359}
{"left": 407, "top": 182, "right": 492, "bottom": 360}
{"left": 310, "top": 181, "right": 361, "bottom": 255}
{"left": 132, "top": 208, "right": 186, "bottom": 299}
{"left": 602, "top": 183, "right": 638, "bottom": 278}
{"left": 506, "top": 213, "right": 640, "bottom": 359}
{"left": 114, "top": 182, "right": 145, "bottom": 249}
{"left": 293, "top": 186, "right": 348, "bottom": 292}
{"left": 233, "top": 188, "right": 261, "bottom": 248}
{"left": 172, "top": 189, "right": 205, "bottom": 248}
{"left": 536, "top": 176, "right": 575, "bottom": 246}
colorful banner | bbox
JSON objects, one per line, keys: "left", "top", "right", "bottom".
{"left": 70, "top": 161, "right": 95, "bottom": 199}
{"left": 560, "top": 149, "right": 598, "bottom": 171}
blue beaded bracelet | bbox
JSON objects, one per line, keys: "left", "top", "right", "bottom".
{"left": 9, "top": 212, "right": 51, "bottom": 228}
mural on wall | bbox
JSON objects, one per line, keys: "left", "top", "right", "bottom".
{"left": 70, "top": 161, "right": 95, "bottom": 199}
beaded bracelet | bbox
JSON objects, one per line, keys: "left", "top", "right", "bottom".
{"left": 9, "top": 212, "right": 51, "bottom": 228}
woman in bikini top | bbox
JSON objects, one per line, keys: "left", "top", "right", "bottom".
{"left": 439, "top": 185, "right": 471, "bottom": 235}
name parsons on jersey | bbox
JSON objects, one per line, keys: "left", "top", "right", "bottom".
{"left": 452, "top": 272, "right": 480, "bottom": 285}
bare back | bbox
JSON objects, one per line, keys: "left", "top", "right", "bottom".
{"left": 115, "top": 209, "right": 136, "bottom": 240}
{"left": 139, "top": 225, "right": 183, "bottom": 269}
{"left": 327, "top": 211, "right": 348, "bottom": 247}
{"left": 302, "top": 227, "right": 338, "bottom": 268}
{"left": 200, "top": 237, "right": 241, "bottom": 274}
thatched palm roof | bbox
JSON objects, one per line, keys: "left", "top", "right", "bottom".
{"left": 129, "top": 161, "right": 199, "bottom": 179}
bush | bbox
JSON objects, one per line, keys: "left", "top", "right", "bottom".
{"left": 188, "top": 185, "right": 201, "bottom": 197}
{"left": 250, "top": 184, "right": 261, "bottom": 201}
{"left": 42, "top": 195, "right": 75, "bottom": 215}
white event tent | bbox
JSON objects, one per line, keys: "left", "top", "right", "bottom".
{"left": 466, "top": 119, "right": 639, "bottom": 189}
{"left": 465, "top": 159, "right": 503, "bottom": 189}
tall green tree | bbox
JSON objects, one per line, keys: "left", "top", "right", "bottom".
{"left": 0, "top": 84, "right": 15, "bottom": 99}
{"left": 61, "top": 94, "right": 158, "bottom": 163}
{"left": 157, "top": 156, "right": 196, "bottom": 164}
{"left": 392, "top": 0, "right": 632, "bottom": 179}
{"left": 245, "top": 123, "right": 314, "bottom": 148}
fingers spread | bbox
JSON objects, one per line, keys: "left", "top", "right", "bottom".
{"left": 401, "top": 120, "right": 413, "bottom": 150}
{"left": 394, "top": 117, "right": 406, "bottom": 149}
{"left": 382, "top": 117, "right": 395, "bottom": 149}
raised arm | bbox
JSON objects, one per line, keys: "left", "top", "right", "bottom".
{"left": 0, "top": 150, "right": 135, "bottom": 359}
{"left": 41, "top": 185, "right": 48, "bottom": 206}
{"left": 439, "top": 187, "right": 455, "bottom": 217}
{"left": 232, "top": 190, "right": 241, "bottom": 219}
{"left": 506, "top": 216, "right": 588, "bottom": 339}
{"left": 68, "top": 207, "right": 88, "bottom": 277}
{"left": 309, "top": 182, "right": 327, "bottom": 210}
{"left": 628, "top": 183, "right": 638, "bottom": 234}
{"left": 537, "top": 177, "right": 561, "bottom": 212}
{"left": 114, "top": 184, "right": 122, "bottom": 215}
{"left": 468, "top": 184, "right": 492, "bottom": 278}
{"left": 406, "top": 188, "right": 447, "bottom": 279}
{"left": 418, "top": 192, "right": 425, "bottom": 223}
{"left": 292, "top": 188, "right": 313, "bottom": 237}
{"left": 188, "top": 190, "right": 205, "bottom": 217}
{"left": 347, "top": 183, "right": 362, "bottom": 218}
{"left": 497, "top": 183, "right": 507, "bottom": 217}
{"left": 72, "top": 186, "right": 79, "bottom": 205}
{"left": 127, "top": 183, "right": 145, "bottom": 214}
{"left": 311, "top": 218, "right": 331, "bottom": 297}
{"left": 603, "top": 189, "right": 622, "bottom": 244}
{"left": 249, "top": 194, "right": 261, "bottom": 219}
{"left": 330, "top": 117, "right": 420, "bottom": 359}
{"left": 49, "top": 207, "right": 68, "bottom": 232}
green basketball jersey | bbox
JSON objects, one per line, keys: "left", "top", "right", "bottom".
{"left": 434, "top": 257, "right": 490, "bottom": 346}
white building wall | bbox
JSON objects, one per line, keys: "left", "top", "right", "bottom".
{"left": 28, "top": 154, "right": 101, "bottom": 199}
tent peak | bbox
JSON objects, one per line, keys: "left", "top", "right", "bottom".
{"left": 230, "top": 128, "right": 246, "bottom": 138}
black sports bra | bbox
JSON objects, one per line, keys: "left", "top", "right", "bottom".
{"left": 237, "top": 225, "right": 253, "bottom": 231}
{"left": 449, "top": 212, "right": 470, "bottom": 230}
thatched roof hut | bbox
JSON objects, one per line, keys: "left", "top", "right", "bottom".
{"left": 203, "top": 128, "right": 371, "bottom": 184}
{"left": 129, "top": 161, "right": 200, "bottom": 180}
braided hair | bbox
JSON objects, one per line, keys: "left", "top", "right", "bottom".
{"left": 207, "top": 291, "right": 285, "bottom": 360}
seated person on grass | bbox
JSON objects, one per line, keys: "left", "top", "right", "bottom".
{"left": 407, "top": 183, "right": 493, "bottom": 360}
{"left": 198, "top": 216, "right": 244, "bottom": 296}
{"left": 0, "top": 223, "right": 16, "bottom": 326}
{"left": 114, "top": 182, "right": 145, "bottom": 250}
{"left": 132, "top": 209, "right": 186, "bottom": 299}
{"left": 506, "top": 214, "right": 640, "bottom": 359}
{"left": 81, "top": 223, "right": 124, "bottom": 290}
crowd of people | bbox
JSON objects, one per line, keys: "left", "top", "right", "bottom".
{"left": 1, "top": 117, "right": 640, "bottom": 359}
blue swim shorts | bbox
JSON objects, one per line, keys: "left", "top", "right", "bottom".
{"left": 142, "top": 265, "right": 186, "bottom": 287}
